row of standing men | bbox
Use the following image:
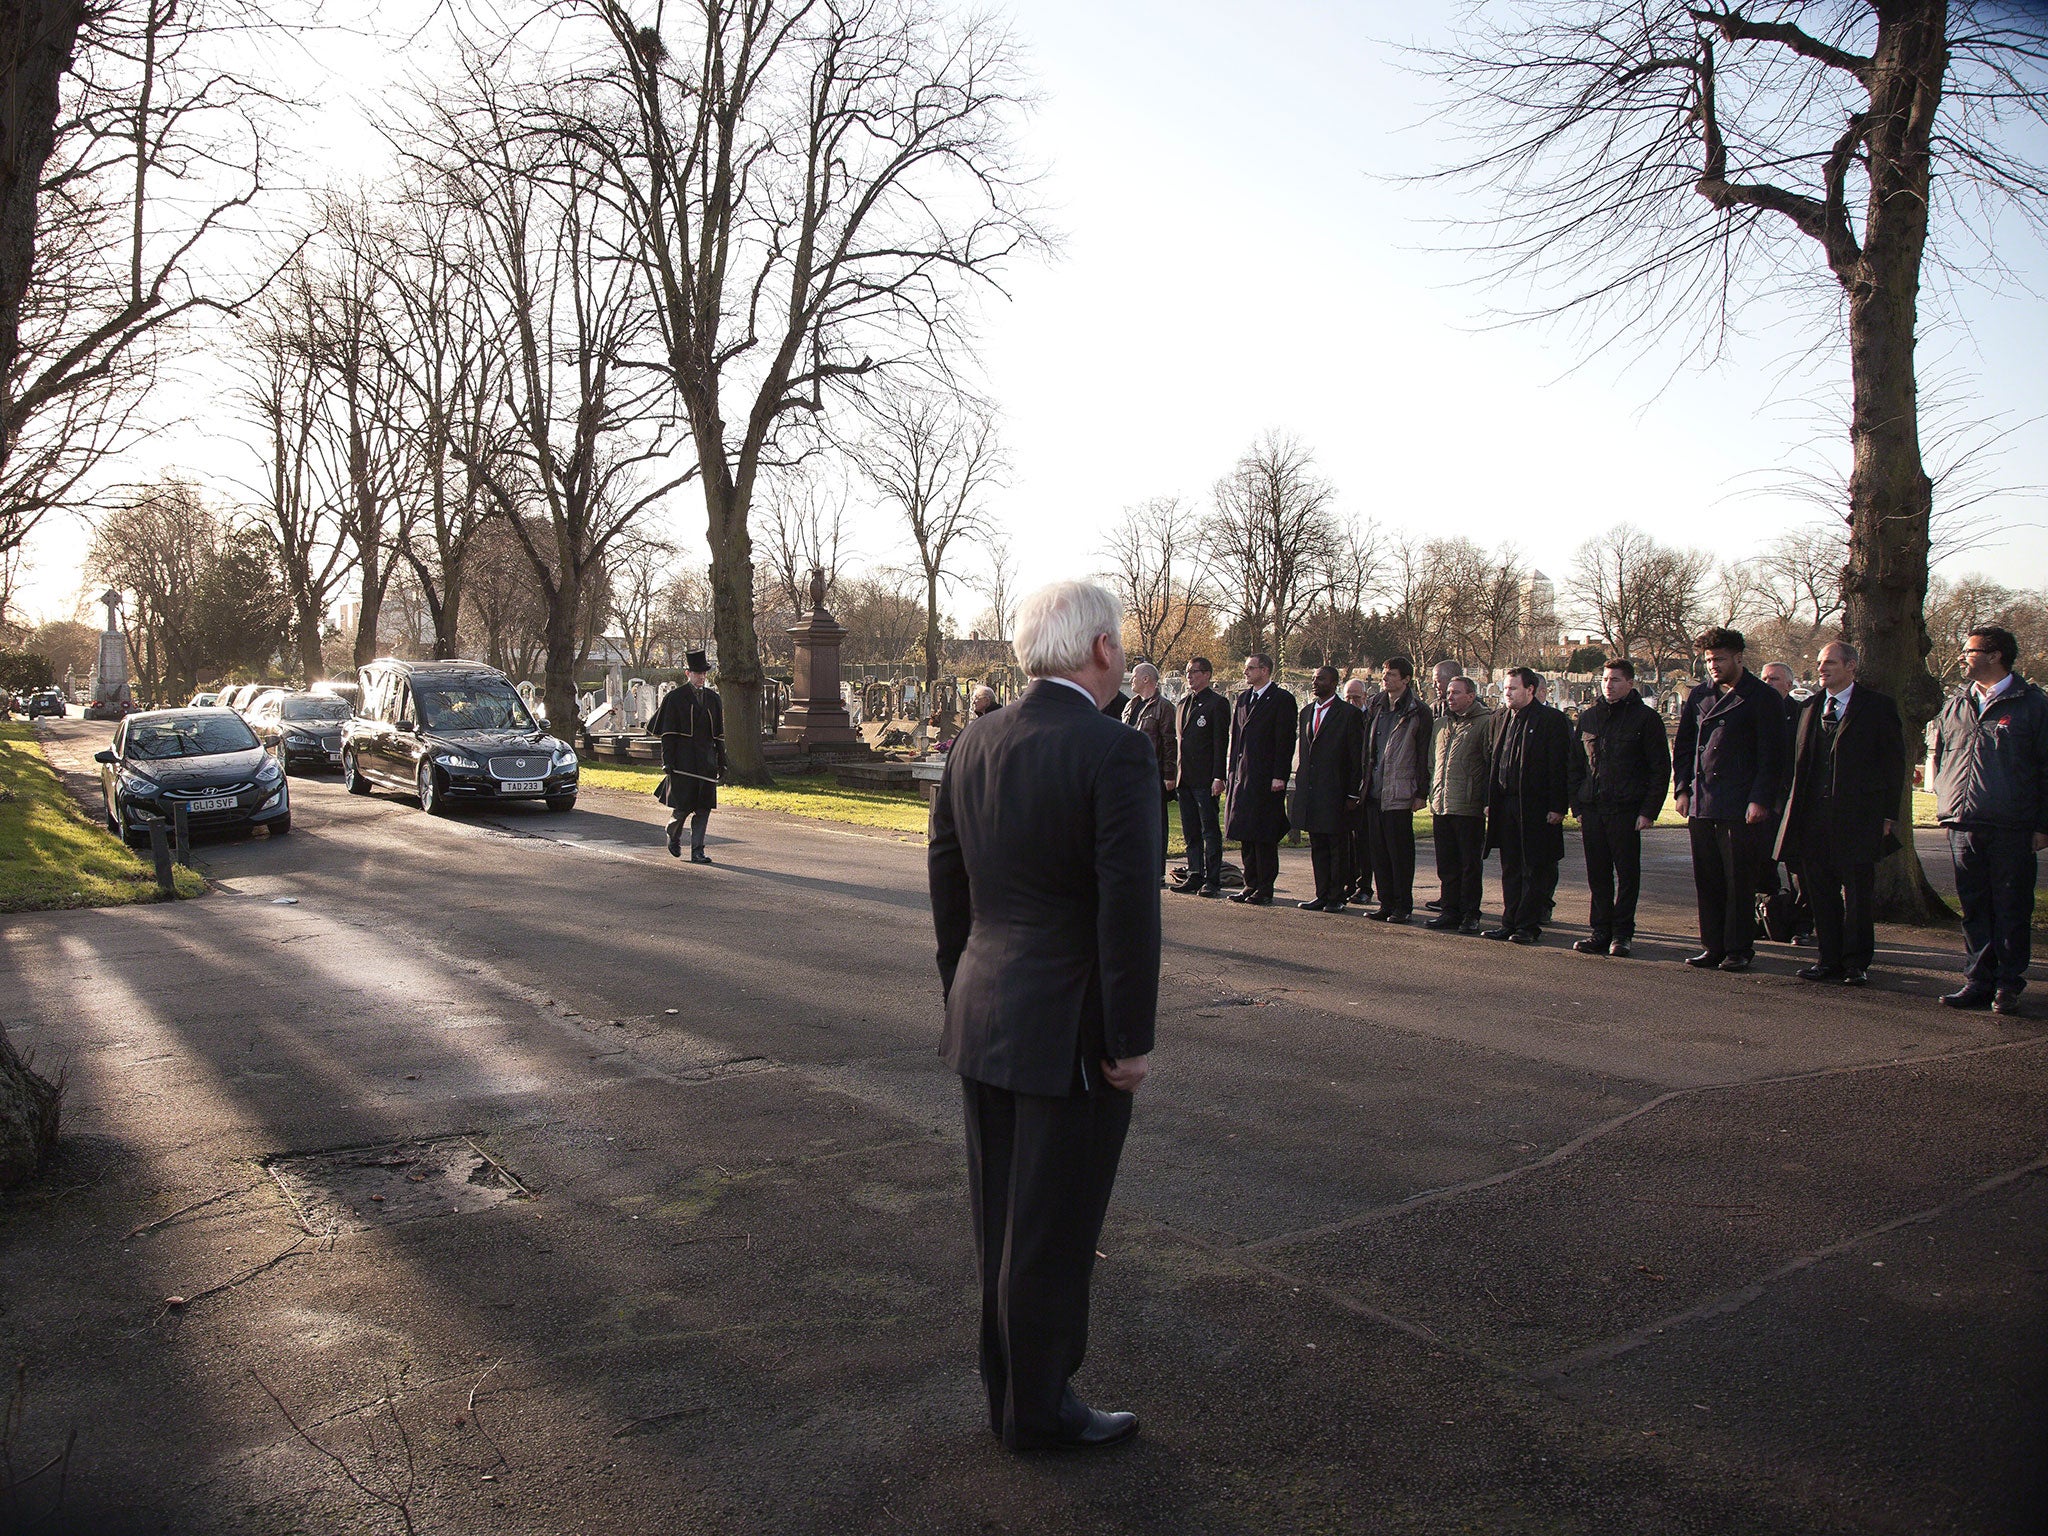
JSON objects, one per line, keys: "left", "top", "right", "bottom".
{"left": 1105, "top": 626, "right": 2046, "bottom": 1010}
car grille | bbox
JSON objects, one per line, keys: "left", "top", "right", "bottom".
{"left": 162, "top": 781, "right": 256, "bottom": 799}
{"left": 487, "top": 754, "right": 552, "bottom": 780}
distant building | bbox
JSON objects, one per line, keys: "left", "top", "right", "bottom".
{"left": 1520, "top": 570, "right": 1557, "bottom": 646}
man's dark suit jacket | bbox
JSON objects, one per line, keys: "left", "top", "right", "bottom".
{"left": 1176, "top": 685, "right": 1229, "bottom": 791}
{"left": 1288, "top": 695, "right": 1363, "bottom": 835}
{"left": 1673, "top": 669, "right": 1788, "bottom": 821}
{"left": 929, "top": 679, "right": 1163, "bottom": 1098}
{"left": 1774, "top": 686, "right": 1906, "bottom": 868}
{"left": 1484, "top": 701, "right": 1573, "bottom": 863}
{"left": 1226, "top": 684, "right": 1298, "bottom": 843}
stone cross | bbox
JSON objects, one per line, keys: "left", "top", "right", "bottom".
{"left": 99, "top": 588, "right": 122, "bottom": 633}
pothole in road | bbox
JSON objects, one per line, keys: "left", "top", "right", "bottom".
{"left": 268, "top": 1136, "right": 534, "bottom": 1235}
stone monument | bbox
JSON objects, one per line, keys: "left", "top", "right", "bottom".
{"left": 86, "top": 588, "right": 131, "bottom": 719}
{"left": 776, "top": 567, "right": 867, "bottom": 754}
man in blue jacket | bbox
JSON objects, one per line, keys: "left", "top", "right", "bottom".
{"left": 1933, "top": 625, "right": 2048, "bottom": 1016}
{"left": 1673, "top": 628, "right": 1788, "bottom": 972}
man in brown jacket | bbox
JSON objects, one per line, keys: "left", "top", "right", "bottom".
{"left": 1123, "top": 663, "right": 1179, "bottom": 886}
{"left": 1425, "top": 676, "right": 1492, "bottom": 933}
{"left": 1362, "top": 656, "right": 1433, "bottom": 922}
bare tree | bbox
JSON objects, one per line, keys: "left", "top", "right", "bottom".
{"left": 1757, "top": 522, "right": 1849, "bottom": 629}
{"left": 856, "top": 391, "right": 1002, "bottom": 746}
{"left": 1452, "top": 540, "right": 1530, "bottom": 680}
{"left": 974, "top": 533, "right": 1018, "bottom": 642}
{"left": 1205, "top": 431, "right": 1340, "bottom": 670}
{"left": 534, "top": 0, "right": 1045, "bottom": 780}
{"left": 1385, "top": 537, "right": 1458, "bottom": 666}
{"left": 608, "top": 531, "right": 678, "bottom": 669}
{"left": 836, "top": 568, "right": 925, "bottom": 666}
{"left": 1423, "top": 1, "right": 2048, "bottom": 915}
{"left": 1567, "top": 524, "right": 1669, "bottom": 665}
{"left": 757, "top": 461, "right": 851, "bottom": 620}
{"left": 1099, "top": 495, "right": 1212, "bottom": 668}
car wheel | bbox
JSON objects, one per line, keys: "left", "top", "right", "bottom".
{"left": 545, "top": 794, "right": 576, "bottom": 813}
{"left": 269, "top": 812, "right": 292, "bottom": 836}
{"left": 104, "top": 795, "right": 118, "bottom": 834}
{"left": 417, "top": 759, "right": 447, "bottom": 816}
{"left": 343, "top": 750, "right": 371, "bottom": 795}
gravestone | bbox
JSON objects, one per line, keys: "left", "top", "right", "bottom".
{"left": 86, "top": 589, "right": 131, "bottom": 718}
{"left": 776, "top": 567, "right": 867, "bottom": 754}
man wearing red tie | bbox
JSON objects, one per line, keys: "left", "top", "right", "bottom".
{"left": 1289, "top": 666, "right": 1365, "bottom": 911}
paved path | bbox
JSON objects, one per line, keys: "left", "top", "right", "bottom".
{"left": 2, "top": 718, "right": 2042, "bottom": 1534}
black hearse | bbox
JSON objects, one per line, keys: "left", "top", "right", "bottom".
{"left": 341, "top": 659, "right": 578, "bottom": 816}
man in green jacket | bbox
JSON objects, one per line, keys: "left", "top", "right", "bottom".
{"left": 1426, "top": 676, "right": 1492, "bottom": 933}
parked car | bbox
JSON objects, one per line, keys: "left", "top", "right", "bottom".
{"left": 342, "top": 659, "right": 577, "bottom": 815}
{"left": 310, "top": 679, "right": 361, "bottom": 710}
{"left": 25, "top": 690, "right": 64, "bottom": 718}
{"left": 188, "top": 690, "right": 220, "bottom": 708}
{"left": 248, "top": 690, "right": 352, "bottom": 773}
{"left": 96, "top": 708, "right": 291, "bottom": 844}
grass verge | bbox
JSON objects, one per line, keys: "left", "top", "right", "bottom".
{"left": 576, "top": 761, "right": 933, "bottom": 835}
{"left": 0, "top": 723, "right": 206, "bottom": 911}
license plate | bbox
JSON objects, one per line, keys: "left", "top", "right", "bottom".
{"left": 187, "top": 795, "right": 237, "bottom": 813}
{"left": 499, "top": 780, "right": 543, "bottom": 794}
{"left": 327, "top": 750, "right": 342, "bottom": 762}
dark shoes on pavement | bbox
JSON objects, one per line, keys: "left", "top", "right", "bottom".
{"left": 1509, "top": 929, "right": 1540, "bottom": 946}
{"left": 689, "top": 849, "right": 713, "bottom": 865}
{"left": 1941, "top": 985, "right": 1995, "bottom": 1010}
{"left": 1994, "top": 989, "right": 2024, "bottom": 1016}
{"left": 1425, "top": 914, "right": 1463, "bottom": 931}
{"left": 1015, "top": 1407, "right": 1139, "bottom": 1453}
{"left": 1718, "top": 953, "right": 1753, "bottom": 973}
{"left": 1297, "top": 897, "right": 1330, "bottom": 911}
{"left": 1460, "top": 918, "right": 1483, "bottom": 935}
{"left": 1572, "top": 937, "right": 1608, "bottom": 955}
{"left": 1799, "top": 963, "right": 1843, "bottom": 982}
{"left": 1482, "top": 927, "right": 1514, "bottom": 942}
{"left": 1608, "top": 940, "right": 1632, "bottom": 958}
{"left": 665, "top": 821, "right": 683, "bottom": 858}
{"left": 1197, "top": 885, "right": 1223, "bottom": 898}
{"left": 1685, "top": 951, "right": 1724, "bottom": 969}
{"left": 1229, "top": 890, "right": 1273, "bottom": 906}
{"left": 1842, "top": 969, "right": 1869, "bottom": 986}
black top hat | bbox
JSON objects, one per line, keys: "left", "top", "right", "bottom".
{"left": 686, "top": 650, "right": 710, "bottom": 674}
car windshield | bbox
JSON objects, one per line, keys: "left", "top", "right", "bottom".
{"left": 126, "top": 715, "right": 259, "bottom": 760}
{"left": 280, "top": 696, "right": 351, "bottom": 722}
{"left": 415, "top": 683, "right": 534, "bottom": 733}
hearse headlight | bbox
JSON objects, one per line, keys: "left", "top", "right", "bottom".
{"left": 434, "top": 751, "right": 478, "bottom": 769}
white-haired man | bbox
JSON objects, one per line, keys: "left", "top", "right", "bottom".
{"left": 929, "top": 579, "right": 1158, "bottom": 1451}
{"left": 1123, "top": 662, "right": 1178, "bottom": 885}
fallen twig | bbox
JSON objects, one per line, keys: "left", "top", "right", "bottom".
{"left": 151, "top": 1236, "right": 321, "bottom": 1326}
{"left": 249, "top": 1371, "right": 418, "bottom": 1536}
{"left": 464, "top": 1360, "right": 509, "bottom": 1472}
{"left": 125, "top": 1183, "right": 262, "bottom": 1240}
{"left": 611, "top": 1407, "right": 699, "bottom": 1439}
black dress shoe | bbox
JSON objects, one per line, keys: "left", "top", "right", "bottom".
{"left": 1038, "top": 1408, "right": 1139, "bottom": 1451}
{"left": 1382, "top": 911, "right": 1410, "bottom": 925}
{"left": 666, "top": 821, "right": 683, "bottom": 858}
{"left": 1198, "top": 885, "right": 1222, "bottom": 898}
{"left": 1459, "top": 919, "right": 1482, "bottom": 935}
{"left": 1364, "top": 908, "right": 1395, "bottom": 922}
{"left": 1798, "top": 963, "right": 1844, "bottom": 981}
{"left": 1572, "top": 937, "right": 1608, "bottom": 955}
{"left": 1718, "top": 953, "right": 1752, "bottom": 973}
{"left": 1227, "top": 890, "right": 1253, "bottom": 904}
{"left": 1510, "top": 929, "right": 1540, "bottom": 946}
{"left": 1424, "top": 899, "right": 1443, "bottom": 912}
{"left": 1245, "top": 890, "right": 1273, "bottom": 906}
{"left": 1481, "top": 927, "right": 1513, "bottom": 941}
{"left": 690, "top": 849, "right": 713, "bottom": 865}
{"left": 1994, "top": 989, "right": 2024, "bottom": 1016}
{"left": 1941, "top": 985, "right": 1994, "bottom": 1010}
{"left": 1841, "top": 969, "right": 1869, "bottom": 986}
{"left": 1684, "top": 951, "right": 1725, "bottom": 969}
{"left": 1297, "top": 898, "right": 1330, "bottom": 911}
{"left": 1323, "top": 901, "right": 1348, "bottom": 914}
{"left": 1607, "top": 940, "right": 1632, "bottom": 958}
{"left": 1424, "top": 914, "right": 1461, "bottom": 931}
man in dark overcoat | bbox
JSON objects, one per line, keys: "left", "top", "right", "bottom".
{"left": 1288, "top": 665, "right": 1364, "bottom": 911}
{"left": 1673, "top": 627, "right": 1788, "bottom": 971}
{"left": 1171, "top": 657, "right": 1231, "bottom": 897}
{"left": 1225, "top": 653, "right": 1297, "bottom": 905}
{"left": 1340, "top": 677, "right": 1376, "bottom": 907}
{"left": 1484, "top": 666, "right": 1572, "bottom": 944}
{"left": 1567, "top": 657, "right": 1671, "bottom": 957}
{"left": 1776, "top": 641, "right": 1905, "bottom": 985}
{"left": 1122, "top": 662, "right": 1178, "bottom": 885}
{"left": 651, "top": 650, "right": 725, "bottom": 863}
{"left": 928, "top": 579, "right": 1157, "bottom": 1451}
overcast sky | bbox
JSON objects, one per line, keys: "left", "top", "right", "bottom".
{"left": 15, "top": 0, "right": 2047, "bottom": 628}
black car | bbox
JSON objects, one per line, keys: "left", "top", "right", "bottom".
{"left": 342, "top": 659, "right": 577, "bottom": 815}
{"left": 26, "top": 690, "right": 64, "bottom": 718}
{"left": 248, "top": 690, "right": 351, "bottom": 773}
{"left": 97, "top": 708, "right": 291, "bottom": 844}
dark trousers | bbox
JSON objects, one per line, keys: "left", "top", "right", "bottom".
{"left": 666, "top": 807, "right": 710, "bottom": 851}
{"left": 1497, "top": 830, "right": 1559, "bottom": 935}
{"left": 1154, "top": 786, "right": 1171, "bottom": 876}
{"left": 1339, "top": 805, "right": 1373, "bottom": 903}
{"left": 962, "top": 1077, "right": 1132, "bottom": 1448}
{"left": 1308, "top": 832, "right": 1345, "bottom": 903}
{"left": 1800, "top": 834, "right": 1876, "bottom": 972}
{"left": 1949, "top": 824, "right": 2039, "bottom": 991}
{"left": 1432, "top": 813, "right": 1486, "bottom": 922}
{"left": 1241, "top": 838, "right": 1279, "bottom": 895}
{"left": 1367, "top": 801, "right": 1416, "bottom": 914}
{"left": 1581, "top": 809, "right": 1643, "bottom": 942}
{"left": 1689, "top": 817, "right": 1767, "bottom": 958}
{"left": 1177, "top": 785, "right": 1223, "bottom": 887}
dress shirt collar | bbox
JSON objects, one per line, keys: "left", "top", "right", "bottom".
{"left": 1042, "top": 676, "right": 1097, "bottom": 705}
{"left": 1826, "top": 683, "right": 1854, "bottom": 713}
{"left": 1973, "top": 672, "right": 2014, "bottom": 707}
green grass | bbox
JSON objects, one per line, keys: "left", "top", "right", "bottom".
{"left": 0, "top": 723, "right": 206, "bottom": 911}
{"left": 576, "top": 761, "right": 934, "bottom": 834}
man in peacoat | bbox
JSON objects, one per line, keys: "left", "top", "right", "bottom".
{"left": 928, "top": 580, "right": 1157, "bottom": 1452}
{"left": 1425, "top": 676, "right": 1492, "bottom": 933}
{"left": 651, "top": 650, "right": 725, "bottom": 863}
{"left": 1288, "top": 665, "right": 1365, "bottom": 911}
{"left": 1567, "top": 657, "right": 1671, "bottom": 958}
{"left": 1171, "top": 657, "right": 1230, "bottom": 896}
{"left": 1362, "top": 657, "right": 1432, "bottom": 921}
{"left": 1673, "top": 627, "right": 1789, "bottom": 971}
{"left": 1484, "top": 667, "right": 1572, "bottom": 944}
{"left": 1225, "top": 653, "right": 1297, "bottom": 905}
{"left": 1775, "top": 641, "right": 1905, "bottom": 985}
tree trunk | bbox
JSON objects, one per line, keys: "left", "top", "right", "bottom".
{"left": 705, "top": 477, "right": 769, "bottom": 784}
{"left": 352, "top": 552, "right": 383, "bottom": 668}
{"left": 1841, "top": 1, "right": 1950, "bottom": 923}
{"left": 295, "top": 594, "right": 325, "bottom": 682}
{"left": 923, "top": 566, "right": 940, "bottom": 751}
{"left": 540, "top": 578, "right": 581, "bottom": 746}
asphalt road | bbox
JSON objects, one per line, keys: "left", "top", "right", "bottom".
{"left": 3, "top": 716, "right": 2043, "bottom": 1535}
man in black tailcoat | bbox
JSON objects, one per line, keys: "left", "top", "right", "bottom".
{"left": 1776, "top": 641, "right": 1905, "bottom": 985}
{"left": 1484, "top": 666, "right": 1572, "bottom": 944}
{"left": 1673, "top": 627, "right": 1789, "bottom": 972}
{"left": 928, "top": 579, "right": 1157, "bottom": 1452}
{"left": 651, "top": 650, "right": 725, "bottom": 863}
{"left": 1225, "top": 653, "right": 1297, "bottom": 905}
{"left": 1171, "top": 657, "right": 1231, "bottom": 897}
{"left": 1289, "top": 665, "right": 1365, "bottom": 911}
